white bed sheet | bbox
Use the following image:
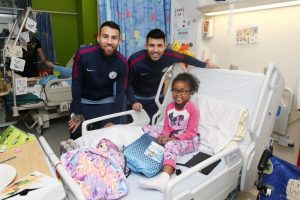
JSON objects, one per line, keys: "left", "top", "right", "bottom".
{"left": 123, "top": 158, "right": 225, "bottom": 200}
{"left": 77, "top": 124, "right": 226, "bottom": 200}
{"left": 27, "top": 84, "right": 44, "bottom": 99}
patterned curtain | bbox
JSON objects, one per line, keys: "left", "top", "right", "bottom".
{"left": 98, "top": 0, "right": 171, "bottom": 59}
{"left": 36, "top": 13, "right": 56, "bottom": 63}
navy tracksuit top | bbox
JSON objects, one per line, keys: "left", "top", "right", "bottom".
{"left": 127, "top": 49, "right": 206, "bottom": 104}
{"left": 72, "top": 44, "right": 128, "bottom": 115}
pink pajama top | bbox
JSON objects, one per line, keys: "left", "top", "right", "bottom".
{"left": 161, "top": 101, "right": 200, "bottom": 140}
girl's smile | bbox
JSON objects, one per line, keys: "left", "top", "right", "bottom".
{"left": 171, "top": 80, "right": 191, "bottom": 110}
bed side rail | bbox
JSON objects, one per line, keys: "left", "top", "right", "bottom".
{"left": 82, "top": 109, "right": 150, "bottom": 136}
{"left": 154, "top": 65, "right": 174, "bottom": 112}
{"left": 39, "top": 136, "right": 86, "bottom": 200}
{"left": 241, "top": 63, "right": 284, "bottom": 191}
{"left": 165, "top": 145, "right": 242, "bottom": 200}
{"left": 248, "top": 63, "right": 280, "bottom": 140}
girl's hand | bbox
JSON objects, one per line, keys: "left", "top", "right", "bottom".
{"left": 157, "top": 135, "right": 177, "bottom": 145}
{"left": 157, "top": 135, "right": 167, "bottom": 145}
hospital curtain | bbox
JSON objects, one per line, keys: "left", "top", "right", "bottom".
{"left": 98, "top": 0, "right": 171, "bottom": 58}
{"left": 36, "top": 13, "right": 56, "bottom": 63}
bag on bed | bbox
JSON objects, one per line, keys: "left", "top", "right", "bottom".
{"left": 61, "top": 138, "right": 129, "bottom": 200}
{"left": 123, "top": 133, "right": 164, "bottom": 177}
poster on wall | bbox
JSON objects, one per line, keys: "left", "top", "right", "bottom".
{"left": 173, "top": 0, "right": 199, "bottom": 54}
{"left": 236, "top": 25, "right": 258, "bottom": 45}
{"left": 176, "top": 27, "right": 189, "bottom": 40}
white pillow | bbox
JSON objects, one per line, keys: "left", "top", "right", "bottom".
{"left": 197, "top": 95, "right": 249, "bottom": 153}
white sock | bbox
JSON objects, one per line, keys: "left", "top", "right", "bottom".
{"left": 138, "top": 172, "right": 170, "bottom": 192}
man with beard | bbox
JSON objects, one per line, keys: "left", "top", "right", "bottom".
{"left": 127, "top": 29, "right": 217, "bottom": 122}
{"left": 69, "top": 21, "right": 128, "bottom": 139}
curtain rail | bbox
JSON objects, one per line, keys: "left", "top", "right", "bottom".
{"left": 32, "top": 9, "right": 78, "bottom": 15}
{"left": 0, "top": 6, "right": 77, "bottom": 15}
{"left": 0, "top": 6, "right": 23, "bottom": 11}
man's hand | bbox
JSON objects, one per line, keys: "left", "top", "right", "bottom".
{"left": 132, "top": 102, "right": 143, "bottom": 111}
{"left": 44, "top": 60, "right": 54, "bottom": 68}
{"left": 104, "top": 122, "right": 114, "bottom": 128}
{"left": 68, "top": 114, "right": 84, "bottom": 133}
{"left": 205, "top": 59, "right": 219, "bottom": 69}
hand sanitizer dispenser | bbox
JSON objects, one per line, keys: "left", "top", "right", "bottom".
{"left": 203, "top": 19, "right": 213, "bottom": 39}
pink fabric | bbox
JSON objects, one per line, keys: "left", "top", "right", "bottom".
{"left": 161, "top": 101, "right": 200, "bottom": 140}
{"left": 142, "top": 100, "right": 200, "bottom": 169}
{"left": 61, "top": 139, "right": 128, "bottom": 200}
{"left": 163, "top": 139, "right": 199, "bottom": 169}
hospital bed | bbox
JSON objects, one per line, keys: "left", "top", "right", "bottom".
{"left": 39, "top": 62, "right": 284, "bottom": 200}
{"left": 5, "top": 77, "right": 72, "bottom": 134}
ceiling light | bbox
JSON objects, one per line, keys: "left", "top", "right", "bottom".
{"left": 0, "top": 13, "right": 17, "bottom": 18}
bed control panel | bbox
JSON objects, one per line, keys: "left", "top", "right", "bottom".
{"left": 226, "top": 150, "right": 240, "bottom": 166}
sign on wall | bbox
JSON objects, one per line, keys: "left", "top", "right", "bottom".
{"left": 236, "top": 25, "right": 258, "bottom": 45}
{"left": 173, "top": 0, "right": 199, "bottom": 53}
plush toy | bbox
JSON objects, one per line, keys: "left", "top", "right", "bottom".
{"left": 171, "top": 41, "right": 195, "bottom": 67}
{"left": 171, "top": 41, "right": 195, "bottom": 57}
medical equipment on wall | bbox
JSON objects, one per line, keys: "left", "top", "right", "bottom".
{"left": 272, "top": 87, "right": 294, "bottom": 147}
{"left": 203, "top": 19, "right": 214, "bottom": 39}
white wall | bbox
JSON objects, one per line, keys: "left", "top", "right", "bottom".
{"left": 197, "top": 5, "right": 300, "bottom": 121}
{"left": 172, "top": 0, "right": 201, "bottom": 53}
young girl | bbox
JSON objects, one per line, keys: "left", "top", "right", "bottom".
{"left": 139, "top": 72, "right": 200, "bottom": 192}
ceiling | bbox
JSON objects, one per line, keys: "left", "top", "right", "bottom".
{"left": 197, "top": 0, "right": 299, "bottom": 13}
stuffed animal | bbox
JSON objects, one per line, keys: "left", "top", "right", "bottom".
{"left": 171, "top": 41, "right": 195, "bottom": 67}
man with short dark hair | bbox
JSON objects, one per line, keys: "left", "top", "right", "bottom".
{"left": 69, "top": 21, "right": 128, "bottom": 139}
{"left": 127, "top": 29, "right": 217, "bottom": 122}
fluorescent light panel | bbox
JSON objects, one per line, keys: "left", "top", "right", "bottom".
{"left": 0, "top": 13, "right": 17, "bottom": 18}
{"left": 205, "top": 0, "right": 300, "bottom": 16}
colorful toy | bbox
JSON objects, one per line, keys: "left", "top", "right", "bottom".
{"left": 0, "top": 125, "right": 36, "bottom": 150}
{"left": 171, "top": 41, "right": 195, "bottom": 57}
{"left": 172, "top": 41, "right": 196, "bottom": 68}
